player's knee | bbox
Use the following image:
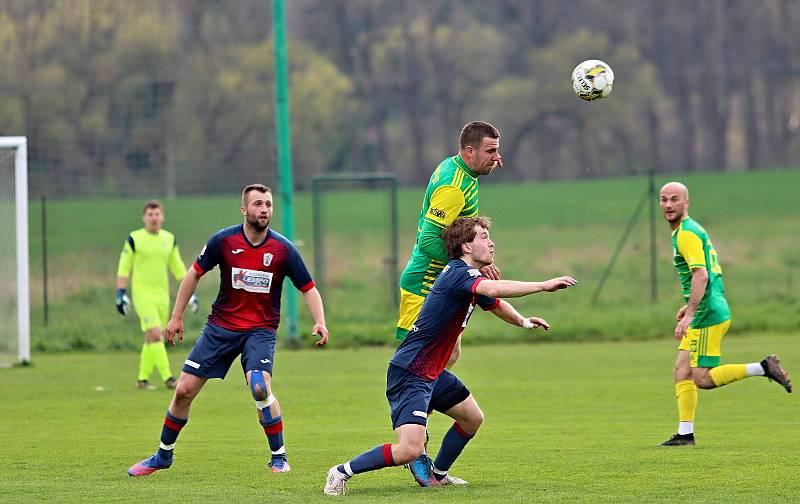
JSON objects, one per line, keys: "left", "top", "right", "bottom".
{"left": 466, "top": 408, "right": 485, "bottom": 433}
{"left": 145, "top": 329, "right": 162, "bottom": 343}
{"left": 394, "top": 440, "right": 425, "bottom": 464}
{"left": 248, "top": 370, "right": 270, "bottom": 401}
{"left": 673, "top": 364, "right": 691, "bottom": 381}
{"left": 173, "top": 381, "right": 199, "bottom": 405}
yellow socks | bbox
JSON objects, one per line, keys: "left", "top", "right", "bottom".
{"left": 675, "top": 380, "right": 697, "bottom": 422}
{"left": 709, "top": 364, "right": 748, "bottom": 387}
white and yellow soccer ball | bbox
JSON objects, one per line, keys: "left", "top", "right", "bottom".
{"left": 571, "top": 59, "right": 614, "bottom": 101}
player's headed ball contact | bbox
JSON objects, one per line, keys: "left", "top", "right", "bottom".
{"left": 572, "top": 59, "right": 614, "bottom": 101}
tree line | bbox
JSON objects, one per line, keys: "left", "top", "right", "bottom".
{"left": 0, "top": 0, "right": 798, "bottom": 197}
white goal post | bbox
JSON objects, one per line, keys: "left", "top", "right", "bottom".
{"left": 0, "top": 136, "right": 30, "bottom": 365}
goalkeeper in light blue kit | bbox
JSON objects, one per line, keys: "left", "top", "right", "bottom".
{"left": 116, "top": 200, "right": 198, "bottom": 390}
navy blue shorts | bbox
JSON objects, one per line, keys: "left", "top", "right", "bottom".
{"left": 182, "top": 323, "right": 277, "bottom": 379}
{"left": 386, "top": 364, "right": 434, "bottom": 429}
{"left": 429, "top": 369, "right": 471, "bottom": 414}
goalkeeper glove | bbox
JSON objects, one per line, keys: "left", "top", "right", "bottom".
{"left": 188, "top": 293, "right": 199, "bottom": 314}
{"left": 115, "top": 288, "right": 131, "bottom": 316}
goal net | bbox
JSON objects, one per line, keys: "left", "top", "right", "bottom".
{"left": 0, "top": 137, "right": 29, "bottom": 366}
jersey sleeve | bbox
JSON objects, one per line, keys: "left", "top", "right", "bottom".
{"left": 476, "top": 293, "right": 500, "bottom": 311}
{"left": 452, "top": 266, "right": 498, "bottom": 308}
{"left": 677, "top": 230, "right": 706, "bottom": 270}
{"left": 417, "top": 219, "right": 449, "bottom": 263}
{"left": 116, "top": 235, "right": 134, "bottom": 278}
{"left": 424, "top": 185, "right": 465, "bottom": 228}
{"left": 168, "top": 239, "right": 188, "bottom": 281}
{"left": 193, "top": 235, "right": 222, "bottom": 276}
{"left": 286, "top": 243, "right": 315, "bottom": 292}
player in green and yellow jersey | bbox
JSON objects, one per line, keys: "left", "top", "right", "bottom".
{"left": 116, "top": 200, "right": 198, "bottom": 390}
{"left": 658, "top": 182, "right": 792, "bottom": 446}
{"left": 395, "top": 121, "right": 502, "bottom": 486}
{"left": 397, "top": 121, "right": 502, "bottom": 343}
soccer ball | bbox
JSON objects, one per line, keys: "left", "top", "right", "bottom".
{"left": 571, "top": 60, "right": 614, "bottom": 101}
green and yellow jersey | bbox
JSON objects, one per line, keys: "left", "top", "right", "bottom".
{"left": 671, "top": 217, "right": 731, "bottom": 328}
{"left": 400, "top": 154, "right": 480, "bottom": 296}
{"left": 117, "top": 228, "right": 187, "bottom": 306}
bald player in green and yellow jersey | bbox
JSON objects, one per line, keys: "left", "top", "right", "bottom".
{"left": 658, "top": 182, "right": 792, "bottom": 447}
{"left": 396, "top": 121, "right": 502, "bottom": 344}
{"left": 116, "top": 200, "right": 198, "bottom": 390}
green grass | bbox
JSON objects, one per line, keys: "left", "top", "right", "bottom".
{"left": 23, "top": 169, "right": 800, "bottom": 350}
{"left": 1, "top": 333, "right": 798, "bottom": 502}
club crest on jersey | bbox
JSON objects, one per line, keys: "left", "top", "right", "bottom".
{"left": 468, "top": 268, "right": 481, "bottom": 277}
{"left": 231, "top": 267, "right": 273, "bottom": 293}
{"left": 263, "top": 253, "right": 273, "bottom": 266}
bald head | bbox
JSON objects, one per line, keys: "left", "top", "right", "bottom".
{"left": 659, "top": 181, "right": 690, "bottom": 228}
{"left": 660, "top": 182, "right": 689, "bottom": 199}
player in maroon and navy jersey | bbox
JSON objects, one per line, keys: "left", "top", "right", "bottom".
{"left": 128, "top": 184, "right": 329, "bottom": 478}
{"left": 324, "top": 216, "right": 577, "bottom": 496}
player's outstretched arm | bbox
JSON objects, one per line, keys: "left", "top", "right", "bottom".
{"left": 475, "top": 276, "right": 577, "bottom": 299}
{"left": 166, "top": 267, "right": 201, "bottom": 346}
{"left": 301, "top": 286, "right": 329, "bottom": 346}
{"left": 489, "top": 300, "right": 551, "bottom": 330}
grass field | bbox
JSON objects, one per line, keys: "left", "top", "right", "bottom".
{"left": 1, "top": 332, "right": 798, "bottom": 503}
{"left": 21, "top": 169, "right": 800, "bottom": 351}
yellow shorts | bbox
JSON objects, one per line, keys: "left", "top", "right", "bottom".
{"left": 395, "top": 288, "right": 426, "bottom": 340}
{"left": 135, "top": 302, "right": 169, "bottom": 332}
{"left": 678, "top": 319, "right": 731, "bottom": 368}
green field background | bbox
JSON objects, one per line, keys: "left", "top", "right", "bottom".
{"left": 22, "top": 169, "right": 800, "bottom": 351}
{"left": 1, "top": 334, "right": 798, "bottom": 502}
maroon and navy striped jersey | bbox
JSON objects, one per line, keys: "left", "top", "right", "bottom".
{"left": 193, "top": 225, "right": 314, "bottom": 331}
{"left": 390, "top": 259, "right": 499, "bottom": 380}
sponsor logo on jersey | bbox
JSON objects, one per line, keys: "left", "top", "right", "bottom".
{"left": 231, "top": 267, "right": 273, "bottom": 293}
{"left": 468, "top": 268, "right": 480, "bottom": 277}
{"left": 428, "top": 207, "right": 446, "bottom": 219}
{"left": 260, "top": 358, "right": 271, "bottom": 364}
{"left": 232, "top": 248, "right": 244, "bottom": 254}
{"left": 263, "top": 253, "right": 273, "bottom": 266}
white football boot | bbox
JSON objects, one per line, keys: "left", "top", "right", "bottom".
{"left": 324, "top": 466, "right": 349, "bottom": 496}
